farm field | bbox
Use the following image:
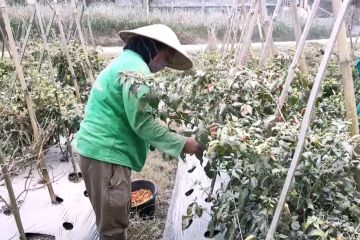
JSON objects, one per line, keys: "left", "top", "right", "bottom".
{"left": 1, "top": 0, "right": 360, "bottom": 240}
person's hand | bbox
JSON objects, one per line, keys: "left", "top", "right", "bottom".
{"left": 183, "top": 138, "right": 205, "bottom": 161}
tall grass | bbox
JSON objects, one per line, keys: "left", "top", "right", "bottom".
{"left": 7, "top": 3, "right": 333, "bottom": 46}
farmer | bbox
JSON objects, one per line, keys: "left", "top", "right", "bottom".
{"left": 75, "top": 24, "right": 204, "bottom": 240}
{"left": 355, "top": 57, "right": 360, "bottom": 116}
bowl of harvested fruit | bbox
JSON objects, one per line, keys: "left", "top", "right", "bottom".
{"left": 131, "top": 180, "right": 158, "bottom": 218}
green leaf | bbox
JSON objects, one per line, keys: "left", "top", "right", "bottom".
{"left": 309, "top": 229, "right": 326, "bottom": 239}
{"left": 291, "top": 220, "right": 300, "bottom": 231}
{"left": 306, "top": 218, "right": 318, "bottom": 231}
{"left": 182, "top": 216, "right": 193, "bottom": 230}
{"left": 244, "top": 235, "right": 256, "bottom": 240}
{"left": 195, "top": 207, "right": 203, "bottom": 217}
{"left": 195, "top": 125, "right": 210, "bottom": 146}
{"left": 250, "top": 177, "right": 258, "bottom": 188}
{"left": 232, "top": 102, "right": 242, "bottom": 108}
{"left": 168, "top": 93, "right": 182, "bottom": 109}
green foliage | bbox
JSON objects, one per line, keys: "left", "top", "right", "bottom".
{"left": 126, "top": 50, "right": 360, "bottom": 239}
{"left": 0, "top": 40, "right": 105, "bottom": 164}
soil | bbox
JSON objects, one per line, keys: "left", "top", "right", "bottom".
{"left": 25, "top": 233, "right": 55, "bottom": 240}
{"left": 127, "top": 150, "right": 178, "bottom": 240}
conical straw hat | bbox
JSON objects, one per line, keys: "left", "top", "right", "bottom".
{"left": 119, "top": 24, "right": 193, "bottom": 70}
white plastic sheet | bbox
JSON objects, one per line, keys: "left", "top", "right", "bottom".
{"left": 0, "top": 146, "right": 98, "bottom": 240}
{"left": 163, "top": 156, "right": 227, "bottom": 240}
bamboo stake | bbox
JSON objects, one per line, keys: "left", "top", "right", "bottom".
{"left": 235, "top": 0, "right": 254, "bottom": 58}
{"left": 67, "top": 17, "right": 75, "bottom": 42}
{"left": 275, "top": 0, "right": 321, "bottom": 116}
{"left": 222, "top": 0, "right": 237, "bottom": 54}
{"left": 19, "top": 7, "right": 36, "bottom": 64}
{"left": 1, "top": 40, "right": 4, "bottom": 58}
{"left": 230, "top": 0, "right": 244, "bottom": 52}
{"left": 349, "top": 5, "right": 355, "bottom": 59}
{"left": 266, "top": 1, "right": 353, "bottom": 238}
{"left": 37, "top": 11, "right": 55, "bottom": 71}
{"left": 237, "top": 0, "right": 260, "bottom": 66}
{"left": 15, "top": 19, "right": 22, "bottom": 41}
{"left": 332, "top": 0, "right": 360, "bottom": 191}
{"left": 35, "top": 3, "right": 80, "bottom": 182}
{"left": 259, "top": 0, "right": 284, "bottom": 66}
{"left": 73, "top": 0, "right": 94, "bottom": 85}
{"left": 143, "top": 0, "right": 149, "bottom": 18}
{"left": 260, "top": 0, "right": 275, "bottom": 57}
{"left": 0, "top": 151, "right": 27, "bottom": 240}
{"left": 0, "top": 0, "right": 58, "bottom": 204}
{"left": 0, "top": 24, "right": 11, "bottom": 58}
{"left": 54, "top": 0, "right": 82, "bottom": 102}
{"left": 67, "top": 1, "right": 85, "bottom": 42}
{"left": 354, "top": 31, "right": 360, "bottom": 50}
{"left": 82, "top": 0, "right": 94, "bottom": 46}
{"left": 332, "top": 0, "right": 359, "bottom": 137}
{"left": 1, "top": 2, "right": 39, "bottom": 148}
{"left": 20, "top": 18, "right": 27, "bottom": 41}
{"left": 257, "top": 16, "right": 264, "bottom": 49}
{"left": 289, "top": 0, "right": 308, "bottom": 75}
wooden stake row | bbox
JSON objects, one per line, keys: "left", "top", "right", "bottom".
{"left": 260, "top": 0, "right": 284, "bottom": 66}
{"left": 0, "top": 0, "right": 57, "bottom": 205}
{"left": 266, "top": 0, "right": 354, "bottom": 238}
{"left": 289, "top": 0, "right": 308, "bottom": 75}
{"left": 276, "top": 0, "right": 321, "bottom": 115}
{"left": 1, "top": 0, "right": 95, "bottom": 205}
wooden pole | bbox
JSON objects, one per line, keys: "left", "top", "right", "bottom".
{"left": 237, "top": 0, "right": 260, "bottom": 66}
{"left": 34, "top": 2, "right": 80, "bottom": 182}
{"left": 275, "top": 0, "right": 321, "bottom": 116}
{"left": 54, "top": 0, "right": 82, "bottom": 102}
{"left": 1, "top": 2, "right": 39, "bottom": 146}
{"left": 1, "top": 40, "right": 4, "bottom": 58}
{"left": 82, "top": 0, "right": 94, "bottom": 46}
{"left": 260, "top": 0, "right": 275, "bottom": 57}
{"left": 222, "top": 0, "right": 237, "bottom": 54}
{"left": 37, "top": 11, "right": 55, "bottom": 71}
{"left": 231, "top": 0, "right": 244, "bottom": 52}
{"left": 257, "top": 16, "right": 264, "bottom": 49}
{"left": 0, "top": 151, "right": 27, "bottom": 240}
{"left": 349, "top": 5, "right": 355, "bottom": 59}
{"left": 143, "top": 0, "right": 149, "bottom": 18}
{"left": 67, "top": 1, "right": 85, "bottom": 42}
{"left": 259, "top": 0, "right": 284, "bottom": 66}
{"left": 74, "top": 0, "right": 95, "bottom": 85}
{"left": 235, "top": 0, "right": 254, "bottom": 58}
{"left": 67, "top": 17, "right": 75, "bottom": 42}
{"left": 0, "top": 24, "right": 11, "bottom": 58}
{"left": 0, "top": 0, "right": 58, "bottom": 204}
{"left": 332, "top": 0, "right": 360, "bottom": 191}
{"left": 265, "top": 1, "right": 353, "bottom": 238}
{"left": 332, "top": 0, "right": 359, "bottom": 136}
{"left": 19, "top": 7, "right": 36, "bottom": 64}
{"left": 289, "top": 0, "right": 308, "bottom": 75}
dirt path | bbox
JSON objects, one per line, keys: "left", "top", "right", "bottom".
{"left": 98, "top": 38, "right": 360, "bottom": 58}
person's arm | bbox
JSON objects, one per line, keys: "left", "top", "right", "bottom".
{"left": 122, "top": 81, "right": 203, "bottom": 158}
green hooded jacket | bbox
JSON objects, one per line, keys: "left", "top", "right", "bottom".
{"left": 75, "top": 50, "right": 186, "bottom": 172}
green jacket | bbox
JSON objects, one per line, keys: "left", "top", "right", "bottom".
{"left": 75, "top": 50, "right": 186, "bottom": 171}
